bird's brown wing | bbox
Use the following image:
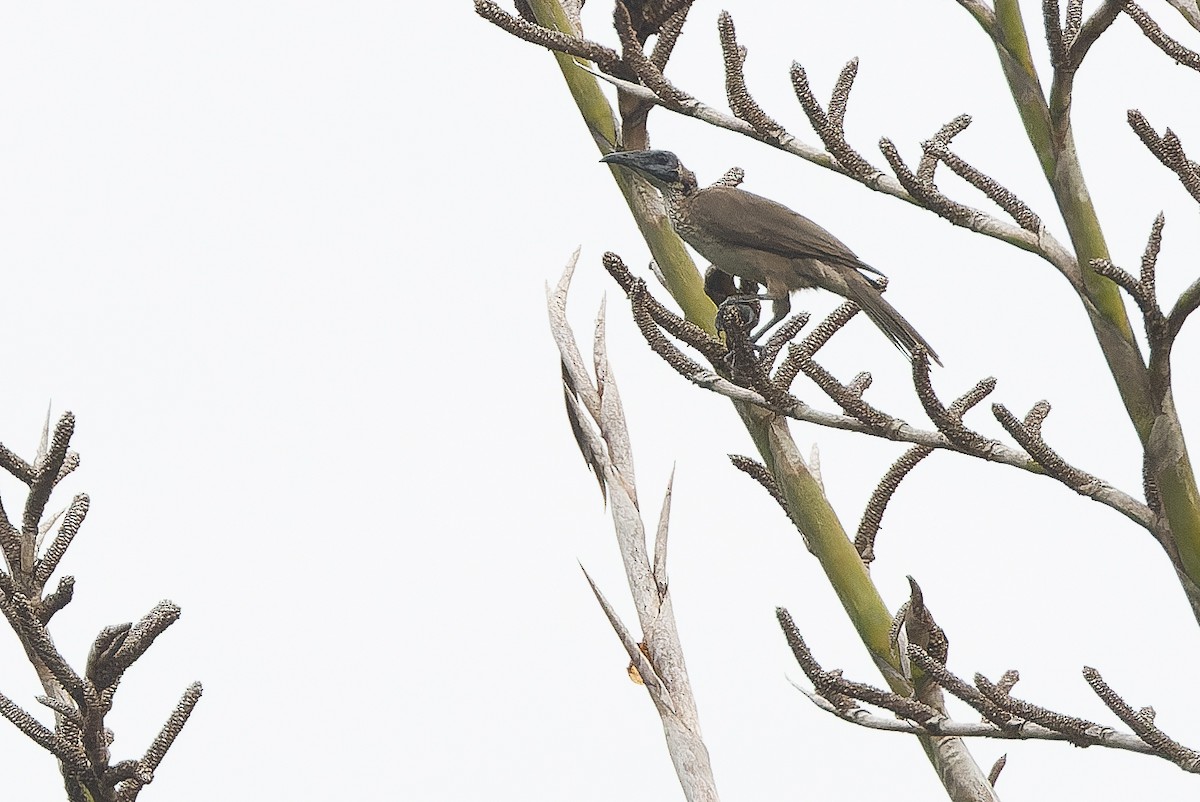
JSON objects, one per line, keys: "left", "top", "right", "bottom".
{"left": 687, "top": 185, "right": 940, "bottom": 364}
{"left": 687, "top": 185, "right": 885, "bottom": 278}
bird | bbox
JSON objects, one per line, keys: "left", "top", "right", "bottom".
{"left": 600, "top": 149, "right": 942, "bottom": 366}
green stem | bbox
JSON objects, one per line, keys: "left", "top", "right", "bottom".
{"left": 527, "top": 0, "right": 716, "bottom": 333}
{"left": 978, "top": 0, "right": 1200, "bottom": 617}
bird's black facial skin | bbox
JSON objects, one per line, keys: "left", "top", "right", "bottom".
{"left": 600, "top": 149, "right": 682, "bottom": 188}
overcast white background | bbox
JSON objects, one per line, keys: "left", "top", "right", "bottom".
{"left": 0, "top": 2, "right": 1196, "bottom": 799}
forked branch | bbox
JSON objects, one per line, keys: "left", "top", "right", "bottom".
{"left": 0, "top": 413, "right": 200, "bottom": 801}
{"left": 778, "top": 606, "right": 1200, "bottom": 772}
{"left": 598, "top": 249, "right": 1154, "bottom": 532}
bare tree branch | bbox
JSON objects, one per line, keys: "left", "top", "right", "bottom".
{"left": 1122, "top": 1, "right": 1200, "bottom": 71}
{"left": 718, "top": 12, "right": 788, "bottom": 142}
{"left": 1127, "top": 111, "right": 1200, "bottom": 203}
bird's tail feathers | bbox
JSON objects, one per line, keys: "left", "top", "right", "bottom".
{"left": 846, "top": 281, "right": 943, "bottom": 367}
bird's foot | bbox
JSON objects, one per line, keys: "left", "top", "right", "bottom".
{"left": 715, "top": 295, "right": 762, "bottom": 340}
{"left": 716, "top": 298, "right": 766, "bottom": 377}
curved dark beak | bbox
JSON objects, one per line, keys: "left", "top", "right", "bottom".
{"left": 600, "top": 150, "right": 650, "bottom": 173}
{"left": 600, "top": 151, "right": 638, "bottom": 166}
{"left": 601, "top": 149, "right": 681, "bottom": 188}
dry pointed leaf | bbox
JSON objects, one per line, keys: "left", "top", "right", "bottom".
{"left": 37, "top": 403, "right": 52, "bottom": 464}
{"left": 581, "top": 564, "right": 673, "bottom": 712}
{"left": 987, "top": 754, "right": 1007, "bottom": 786}
{"left": 547, "top": 248, "right": 601, "bottom": 420}
{"left": 652, "top": 467, "right": 673, "bottom": 591}
{"left": 594, "top": 300, "right": 638, "bottom": 507}
{"left": 563, "top": 362, "right": 607, "bottom": 505}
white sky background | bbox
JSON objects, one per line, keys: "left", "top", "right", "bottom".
{"left": 0, "top": 1, "right": 1196, "bottom": 799}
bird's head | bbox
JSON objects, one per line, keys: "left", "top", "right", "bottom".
{"left": 600, "top": 149, "right": 690, "bottom": 191}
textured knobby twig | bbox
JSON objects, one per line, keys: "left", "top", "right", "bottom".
{"left": 855, "top": 447, "right": 934, "bottom": 564}
{"left": 776, "top": 608, "right": 858, "bottom": 712}
{"left": 1122, "top": 1, "right": 1200, "bottom": 71}
{"left": 1127, "top": 110, "right": 1200, "bottom": 203}
{"left": 488, "top": 0, "right": 1085, "bottom": 304}
{"left": 610, "top": 251, "right": 799, "bottom": 413}
{"left": 34, "top": 493, "right": 89, "bottom": 587}
{"left": 91, "top": 602, "right": 182, "bottom": 692}
{"left": 1090, "top": 254, "right": 1159, "bottom": 340}
{"left": 908, "top": 647, "right": 1016, "bottom": 730}
{"left": 650, "top": 3, "right": 694, "bottom": 70}
{"left": 1045, "top": 0, "right": 1070, "bottom": 68}
{"left": 975, "top": 672, "right": 1108, "bottom": 746}
{"left": 780, "top": 607, "right": 947, "bottom": 725}
{"left": 23, "top": 413, "right": 75, "bottom": 561}
{"left": 728, "top": 454, "right": 807, "bottom": 535}
{"left": 790, "top": 59, "right": 879, "bottom": 180}
{"left": 785, "top": 628, "right": 1200, "bottom": 770}
{"left": 603, "top": 252, "right": 728, "bottom": 364}
{"left": 38, "top": 576, "right": 76, "bottom": 624}
{"left": 0, "top": 442, "right": 33, "bottom": 482}
{"left": 1084, "top": 667, "right": 1200, "bottom": 771}
{"left": 731, "top": 345, "right": 805, "bottom": 413}
{"left": 627, "top": 279, "right": 721, "bottom": 384}
{"left": 114, "top": 682, "right": 205, "bottom": 801}
{"left": 779, "top": 299, "right": 899, "bottom": 429}
{"left": 763, "top": 313, "right": 811, "bottom": 383}
{"left": 0, "top": 496, "right": 21, "bottom": 573}
{"left": 575, "top": 58, "right": 1078, "bottom": 274}
{"left": 718, "top": 12, "right": 789, "bottom": 142}
{"left": 892, "top": 578, "right": 950, "bottom": 702}
{"left": 880, "top": 136, "right": 984, "bottom": 232}
{"left": 1022, "top": 0, "right": 1200, "bottom": 585}
{"left": 794, "top": 298, "right": 861, "bottom": 359}
{"left": 6, "top": 592, "right": 88, "bottom": 703}
{"left": 1046, "top": 0, "right": 1124, "bottom": 71}
{"left": 613, "top": 1, "right": 695, "bottom": 110}
{"left": 993, "top": 402, "right": 1103, "bottom": 493}
{"left": 797, "top": 353, "right": 895, "bottom": 429}
{"left": 756, "top": 416, "right": 999, "bottom": 802}
{"left": 603, "top": 250, "right": 1155, "bottom": 531}
{"left": 143, "top": 680, "right": 203, "bottom": 771}
{"left": 491, "top": 4, "right": 1200, "bottom": 791}
{"left": 912, "top": 356, "right": 999, "bottom": 453}
{"left": 790, "top": 671, "right": 1195, "bottom": 762}
{"left": 924, "top": 139, "right": 1043, "bottom": 233}
{"left": 616, "top": 0, "right": 694, "bottom": 43}
{"left": 0, "top": 689, "right": 89, "bottom": 773}
{"left": 475, "top": 0, "right": 626, "bottom": 76}
{"left": 1088, "top": 214, "right": 1198, "bottom": 389}
{"left": 908, "top": 113, "right": 1043, "bottom": 234}
{"left": 0, "top": 414, "right": 200, "bottom": 801}
{"left": 85, "top": 623, "right": 132, "bottom": 691}
{"left": 916, "top": 114, "right": 972, "bottom": 185}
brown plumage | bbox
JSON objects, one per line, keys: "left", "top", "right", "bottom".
{"left": 601, "top": 149, "right": 941, "bottom": 366}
